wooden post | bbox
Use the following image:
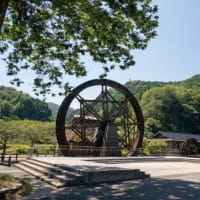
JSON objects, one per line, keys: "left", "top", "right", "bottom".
{"left": 8, "top": 156, "right": 11, "bottom": 166}
{"left": 1, "top": 153, "right": 4, "bottom": 162}
{"left": 16, "top": 153, "right": 18, "bottom": 161}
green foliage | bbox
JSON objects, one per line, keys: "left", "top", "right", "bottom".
{"left": 0, "top": 174, "right": 32, "bottom": 198}
{"left": 125, "top": 80, "right": 166, "bottom": 101}
{"left": 16, "top": 145, "right": 30, "bottom": 154}
{"left": 121, "top": 148, "right": 129, "bottom": 157}
{"left": 0, "top": 0, "right": 158, "bottom": 95}
{"left": 178, "top": 74, "right": 200, "bottom": 88}
{"left": 1, "top": 144, "right": 30, "bottom": 154}
{"left": 143, "top": 139, "right": 167, "bottom": 156}
{"left": 144, "top": 118, "right": 161, "bottom": 137}
{"left": 0, "top": 119, "right": 18, "bottom": 153}
{"left": 19, "top": 181, "right": 33, "bottom": 195}
{"left": 0, "top": 120, "right": 56, "bottom": 154}
{"left": 0, "top": 86, "right": 52, "bottom": 120}
{"left": 0, "top": 173, "right": 16, "bottom": 182}
{"left": 33, "top": 144, "right": 58, "bottom": 155}
{"left": 140, "top": 84, "right": 200, "bottom": 134}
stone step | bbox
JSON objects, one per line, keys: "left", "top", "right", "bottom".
{"left": 83, "top": 169, "right": 150, "bottom": 184}
{"left": 30, "top": 158, "right": 81, "bottom": 174}
{"left": 15, "top": 157, "right": 150, "bottom": 187}
{"left": 17, "top": 161, "right": 55, "bottom": 177}
{"left": 14, "top": 163, "right": 65, "bottom": 188}
{"left": 27, "top": 159, "right": 82, "bottom": 179}
{"left": 26, "top": 158, "right": 55, "bottom": 169}
{"left": 32, "top": 158, "right": 150, "bottom": 183}
{"left": 15, "top": 160, "right": 84, "bottom": 187}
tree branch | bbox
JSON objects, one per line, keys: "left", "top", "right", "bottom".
{"left": 0, "top": 0, "right": 9, "bottom": 32}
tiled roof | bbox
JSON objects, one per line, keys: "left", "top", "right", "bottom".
{"left": 151, "top": 131, "right": 200, "bottom": 141}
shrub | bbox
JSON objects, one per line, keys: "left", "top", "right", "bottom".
{"left": 16, "top": 146, "right": 29, "bottom": 154}
{"left": 18, "top": 182, "right": 33, "bottom": 196}
{"left": 143, "top": 139, "right": 167, "bottom": 156}
{"left": 5, "top": 145, "right": 30, "bottom": 154}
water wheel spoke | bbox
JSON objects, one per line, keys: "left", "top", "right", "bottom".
{"left": 108, "top": 98, "right": 129, "bottom": 122}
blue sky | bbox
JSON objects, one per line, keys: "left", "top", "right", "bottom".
{"left": 1, "top": 0, "right": 200, "bottom": 105}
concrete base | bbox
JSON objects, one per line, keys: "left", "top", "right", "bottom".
{"left": 15, "top": 156, "right": 200, "bottom": 187}
{"left": 15, "top": 156, "right": 150, "bottom": 187}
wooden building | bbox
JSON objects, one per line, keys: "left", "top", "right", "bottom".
{"left": 150, "top": 131, "right": 200, "bottom": 155}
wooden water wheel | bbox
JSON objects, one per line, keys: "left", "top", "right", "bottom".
{"left": 56, "top": 79, "right": 144, "bottom": 156}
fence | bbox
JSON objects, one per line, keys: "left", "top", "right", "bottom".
{"left": 1, "top": 145, "right": 198, "bottom": 162}
{"left": 0, "top": 153, "right": 19, "bottom": 166}
{"left": 26, "top": 145, "right": 182, "bottom": 157}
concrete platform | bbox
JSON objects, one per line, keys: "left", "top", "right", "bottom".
{"left": 31, "top": 156, "right": 200, "bottom": 181}
{"left": 16, "top": 156, "right": 150, "bottom": 186}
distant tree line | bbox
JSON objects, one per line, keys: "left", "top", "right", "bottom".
{"left": 0, "top": 86, "right": 52, "bottom": 121}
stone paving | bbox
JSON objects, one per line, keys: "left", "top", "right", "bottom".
{"left": 0, "top": 156, "right": 200, "bottom": 200}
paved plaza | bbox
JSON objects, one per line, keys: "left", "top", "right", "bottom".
{"left": 0, "top": 156, "right": 200, "bottom": 199}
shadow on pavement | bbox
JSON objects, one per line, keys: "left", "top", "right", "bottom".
{"left": 21, "top": 177, "right": 200, "bottom": 200}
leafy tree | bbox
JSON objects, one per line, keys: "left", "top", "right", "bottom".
{"left": 11, "top": 120, "right": 55, "bottom": 146}
{"left": 176, "top": 87, "right": 200, "bottom": 133}
{"left": 0, "top": 100, "right": 13, "bottom": 118}
{"left": 144, "top": 118, "right": 161, "bottom": 137}
{"left": 0, "top": 120, "right": 19, "bottom": 158}
{"left": 15, "top": 97, "right": 52, "bottom": 121}
{"left": 141, "top": 85, "right": 182, "bottom": 132}
{"left": 0, "top": 0, "right": 158, "bottom": 95}
{"left": 0, "top": 120, "right": 55, "bottom": 151}
{"left": 140, "top": 85, "right": 200, "bottom": 134}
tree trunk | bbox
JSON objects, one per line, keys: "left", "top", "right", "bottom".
{"left": 0, "top": 0, "right": 9, "bottom": 32}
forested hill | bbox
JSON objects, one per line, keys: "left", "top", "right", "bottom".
{"left": 125, "top": 74, "right": 200, "bottom": 101}
{"left": 137, "top": 74, "right": 200, "bottom": 134}
{"left": 177, "top": 74, "right": 200, "bottom": 88}
{"left": 0, "top": 86, "right": 52, "bottom": 121}
{"left": 124, "top": 80, "right": 167, "bottom": 100}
